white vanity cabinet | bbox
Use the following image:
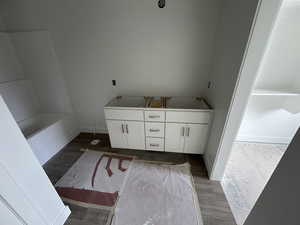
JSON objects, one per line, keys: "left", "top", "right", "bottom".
{"left": 126, "top": 121, "right": 146, "bottom": 150}
{"left": 165, "top": 121, "right": 209, "bottom": 154}
{"left": 184, "top": 124, "right": 209, "bottom": 154}
{"left": 105, "top": 108, "right": 145, "bottom": 150}
{"left": 106, "top": 120, "right": 145, "bottom": 150}
{"left": 106, "top": 120, "right": 128, "bottom": 148}
{"left": 104, "top": 96, "right": 213, "bottom": 154}
{"left": 144, "top": 110, "right": 165, "bottom": 122}
{"left": 145, "top": 122, "right": 165, "bottom": 137}
{"left": 165, "top": 123, "right": 185, "bottom": 153}
{"left": 164, "top": 110, "right": 211, "bottom": 154}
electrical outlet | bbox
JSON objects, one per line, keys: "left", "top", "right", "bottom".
{"left": 112, "top": 80, "right": 116, "bottom": 86}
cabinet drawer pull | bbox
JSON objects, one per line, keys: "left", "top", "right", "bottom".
{"left": 149, "top": 129, "right": 160, "bottom": 132}
{"left": 150, "top": 144, "right": 159, "bottom": 147}
{"left": 149, "top": 115, "right": 160, "bottom": 119}
{"left": 186, "top": 127, "right": 190, "bottom": 137}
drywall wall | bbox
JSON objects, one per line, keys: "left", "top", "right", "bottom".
{"left": 244, "top": 128, "right": 300, "bottom": 225}
{"left": 237, "top": 96, "right": 300, "bottom": 144}
{"left": 205, "top": 0, "right": 284, "bottom": 180}
{"left": 203, "top": 0, "right": 260, "bottom": 174}
{"left": 255, "top": 0, "right": 300, "bottom": 91}
{"left": 0, "top": 33, "right": 40, "bottom": 122}
{"left": 0, "top": 33, "right": 23, "bottom": 83}
{"left": 0, "top": 15, "right": 6, "bottom": 30}
{"left": 0, "top": 80, "right": 39, "bottom": 122}
{"left": 237, "top": 1, "right": 300, "bottom": 144}
{"left": 0, "top": 96, "right": 70, "bottom": 225}
{"left": 0, "top": 0, "right": 222, "bottom": 132}
{"left": 0, "top": 29, "right": 73, "bottom": 119}
{"left": 10, "top": 31, "right": 73, "bottom": 114}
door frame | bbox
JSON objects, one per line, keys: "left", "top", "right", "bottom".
{"left": 209, "top": 0, "right": 284, "bottom": 180}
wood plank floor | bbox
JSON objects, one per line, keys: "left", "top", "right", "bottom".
{"left": 43, "top": 133, "right": 236, "bottom": 225}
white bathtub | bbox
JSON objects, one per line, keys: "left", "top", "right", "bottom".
{"left": 18, "top": 114, "right": 79, "bottom": 165}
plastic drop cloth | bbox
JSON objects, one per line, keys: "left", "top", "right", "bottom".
{"left": 55, "top": 150, "right": 133, "bottom": 208}
{"left": 112, "top": 161, "right": 203, "bottom": 225}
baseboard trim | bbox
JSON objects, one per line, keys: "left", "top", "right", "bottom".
{"left": 80, "top": 127, "right": 108, "bottom": 134}
{"left": 203, "top": 153, "right": 220, "bottom": 180}
{"left": 236, "top": 135, "right": 292, "bottom": 144}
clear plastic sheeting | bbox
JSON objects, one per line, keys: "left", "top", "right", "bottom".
{"left": 55, "top": 150, "right": 133, "bottom": 209}
{"left": 112, "top": 161, "right": 203, "bottom": 225}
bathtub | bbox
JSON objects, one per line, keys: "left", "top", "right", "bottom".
{"left": 18, "top": 114, "right": 79, "bottom": 165}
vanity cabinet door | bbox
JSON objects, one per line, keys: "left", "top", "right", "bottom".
{"left": 106, "top": 120, "right": 128, "bottom": 148}
{"left": 184, "top": 124, "right": 208, "bottom": 154}
{"left": 126, "top": 121, "right": 145, "bottom": 150}
{"left": 165, "top": 123, "right": 185, "bottom": 153}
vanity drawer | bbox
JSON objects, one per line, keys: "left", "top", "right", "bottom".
{"left": 146, "top": 137, "right": 164, "bottom": 151}
{"left": 145, "top": 122, "right": 165, "bottom": 137}
{"left": 104, "top": 109, "right": 144, "bottom": 121}
{"left": 166, "top": 111, "right": 211, "bottom": 124}
{"left": 144, "top": 111, "right": 165, "bottom": 122}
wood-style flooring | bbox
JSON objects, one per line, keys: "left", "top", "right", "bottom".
{"left": 222, "top": 141, "right": 288, "bottom": 225}
{"left": 43, "top": 133, "right": 236, "bottom": 225}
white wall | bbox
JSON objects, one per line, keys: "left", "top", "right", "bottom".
{"left": 0, "top": 80, "right": 39, "bottom": 122}
{"left": 255, "top": 0, "right": 300, "bottom": 91}
{"left": 0, "top": 0, "right": 222, "bottom": 132}
{"left": 10, "top": 31, "right": 73, "bottom": 114}
{"left": 206, "top": 0, "right": 285, "bottom": 180}
{"left": 0, "top": 30, "right": 73, "bottom": 126}
{"left": 237, "top": 1, "right": 300, "bottom": 144}
{"left": 0, "top": 33, "right": 23, "bottom": 83}
{"left": 244, "top": 128, "right": 300, "bottom": 225}
{"left": 237, "top": 96, "right": 300, "bottom": 144}
{"left": 0, "top": 33, "right": 40, "bottom": 122}
{"left": 203, "top": 0, "right": 260, "bottom": 174}
{"left": 0, "top": 15, "right": 6, "bottom": 30}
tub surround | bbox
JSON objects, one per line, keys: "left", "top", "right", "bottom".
{"left": 0, "top": 79, "right": 79, "bottom": 165}
{"left": 104, "top": 96, "right": 213, "bottom": 154}
{"left": 0, "top": 31, "right": 79, "bottom": 166}
{"left": 18, "top": 113, "right": 79, "bottom": 165}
